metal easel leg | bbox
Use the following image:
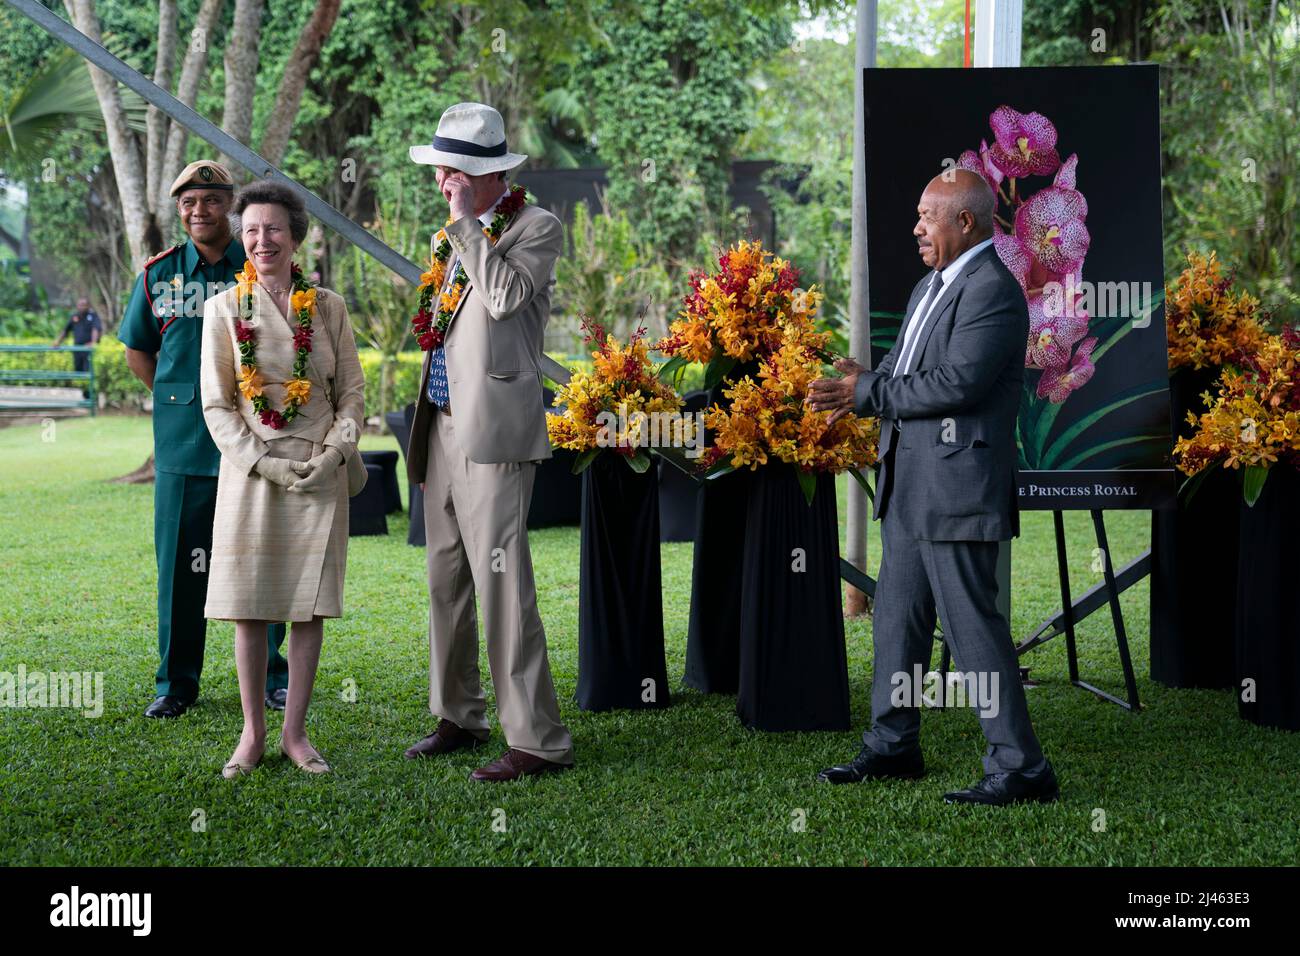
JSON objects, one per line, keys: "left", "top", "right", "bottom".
{"left": 1053, "top": 510, "right": 1080, "bottom": 684}
{"left": 1088, "top": 509, "right": 1141, "bottom": 710}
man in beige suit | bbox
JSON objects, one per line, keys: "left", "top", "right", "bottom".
{"left": 402, "top": 102, "right": 574, "bottom": 781}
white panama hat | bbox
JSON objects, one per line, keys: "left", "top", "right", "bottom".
{"left": 409, "top": 102, "right": 528, "bottom": 175}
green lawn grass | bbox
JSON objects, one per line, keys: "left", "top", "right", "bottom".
{"left": 0, "top": 415, "right": 1295, "bottom": 866}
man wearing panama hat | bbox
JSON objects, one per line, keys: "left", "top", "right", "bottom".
{"left": 402, "top": 102, "right": 574, "bottom": 781}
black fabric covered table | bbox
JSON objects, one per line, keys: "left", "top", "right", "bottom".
{"left": 385, "top": 407, "right": 425, "bottom": 547}
{"left": 1150, "top": 366, "right": 1237, "bottom": 688}
{"left": 348, "top": 463, "right": 389, "bottom": 536}
{"left": 1235, "top": 465, "right": 1300, "bottom": 731}
{"left": 658, "top": 389, "right": 709, "bottom": 543}
{"left": 682, "top": 372, "right": 757, "bottom": 695}
{"left": 736, "top": 462, "right": 850, "bottom": 731}
{"left": 528, "top": 387, "right": 581, "bottom": 529}
{"left": 657, "top": 461, "right": 701, "bottom": 543}
{"left": 360, "top": 450, "right": 402, "bottom": 514}
{"left": 682, "top": 467, "right": 750, "bottom": 694}
{"left": 528, "top": 449, "right": 582, "bottom": 528}
{"left": 576, "top": 452, "right": 670, "bottom": 711}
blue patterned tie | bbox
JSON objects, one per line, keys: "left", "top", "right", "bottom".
{"left": 427, "top": 346, "right": 449, "bottom": 409}
{"left": 426, "top": 253, "right": 457, "bottom": 410}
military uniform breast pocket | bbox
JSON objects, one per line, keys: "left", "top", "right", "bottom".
{"left": 160, "top": 311, "right": 201, "bottom": 358}
{"left": 154, "top": 381, "right": 199, "bottom": 449}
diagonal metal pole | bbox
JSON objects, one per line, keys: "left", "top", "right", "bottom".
{"left": 5, "top": 0, "right": 570, "bottom": 384}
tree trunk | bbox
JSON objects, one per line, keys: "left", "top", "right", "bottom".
{"left": 64, "top": 0, "right": 152, "bottom": 269}
{"left": 259, "top": 0, "right": 342, "bottom": 167}
{"left": 110, "top": 453, "right": 156, "bottom": 484}
{"left": 159, "top": 0, "right": 227, "bottom": 209}
{"left": 219, "top": 0, "right": 265, "bottom": 173}
{"left": 145, "top": 0, "right": 177, "bottom": 214}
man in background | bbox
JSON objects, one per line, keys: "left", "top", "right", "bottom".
{"left": 54, "top": 297, "right": 102, "bottom": 395}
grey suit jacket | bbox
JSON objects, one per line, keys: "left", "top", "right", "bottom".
{"left": 406, "top": 203, "right": 560, "bottom": 481}
{"left": 853, "top": 244, "right": 1027, "bottom": 542}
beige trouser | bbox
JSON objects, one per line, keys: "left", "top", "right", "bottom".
{"left": 423, "top": 408, "right": 573, "bottom": 764}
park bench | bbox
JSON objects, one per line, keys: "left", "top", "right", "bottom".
{"left": 0, "top": 345, "right": 97, "bottom": 416}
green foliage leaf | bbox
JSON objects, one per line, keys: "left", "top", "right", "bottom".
{"left": 703, "top": 353, "right": 738, "bottom": 390}
{"left": 796, "top": 467, "right": 816, "bottom": 505}
{"left": 848, "top": 466, "right": 874, "bottom": 502}
{"left": 1037, "top": 381, "right": 1168, "bottom": 469}
{"left": 1242, "top": 465, "right": 1271, "bottom": 507}
{"left": 1177, "top": 465, "right": 1212, "bottom": 506}
{"left": 572, "top": 448, "right": 600, "bottom": 475}
{"left": 657, "top": 355, "right": 690, "bottom": 386}
{"left": 625, "top": 451, "right": 652, "bottom": 473}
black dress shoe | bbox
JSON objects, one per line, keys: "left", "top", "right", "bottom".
{"left": 144, "top": 695, "right": 191, "bottom": 718}
{"left": 265, "top": 688, "right": 288, "bottom": 711}
{"left": 817, "top": 746, "right": 925, "bottom": 783}
{"left": 943, "top": 763, "right": 1060, "bottom": 806}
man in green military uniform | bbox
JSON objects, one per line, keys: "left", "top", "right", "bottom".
{"left": 119, "top": 159, "right": 288, "bottom": 719}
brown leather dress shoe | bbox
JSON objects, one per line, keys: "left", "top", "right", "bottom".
{"left": 403, "top": 719, "right": 486, "bottom": 759}
{"left": 470, "top": 748, "right": 571, "bottom": 782}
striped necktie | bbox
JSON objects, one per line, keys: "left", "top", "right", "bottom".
{"left": 894, "top": 272, "right": 944, "bottom": 378}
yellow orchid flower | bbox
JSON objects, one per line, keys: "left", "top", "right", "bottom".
{"left": 284, "top": 378, "right": 312, "bottom": 405}
{"left": 238, "top": 365, "right": 263, "bottom": 401}
{"left": 289, "top": 288, "right": 317, "bottom": 315}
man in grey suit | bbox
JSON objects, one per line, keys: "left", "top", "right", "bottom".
{"left": 807, "top": 169, "right": 1058, "bottom": 806}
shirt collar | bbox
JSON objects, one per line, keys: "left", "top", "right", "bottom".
{"left": 181, "top": 236, "right": 245, "bottom": 274}
{"left": 938, "top": 236, "right": 994, "bottom": 286}
{"left": 477, "top": 187, "right": 511, "bottom": 227}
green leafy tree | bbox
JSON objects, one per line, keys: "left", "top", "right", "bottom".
{"left": 1151, "top": 0, "right": 1298, "bottom": 308}
{"left": 553, "top": 195, "right": 672, "bottom": 347}
{"left": 572, "top": 0, "right": 793, "bottom": 266}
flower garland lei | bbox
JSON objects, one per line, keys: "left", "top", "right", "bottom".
{"left": 410, "top": 184, "right": 528, "bottom": 351}
{"left": 234, "top": 260, "right": 316, "bottom": 429}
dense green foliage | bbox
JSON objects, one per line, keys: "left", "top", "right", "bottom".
{"left": 571, "top": 0, "right": 792, "bottom": 264}
{"left": 0, "top": 1, "right": 1294, "bottom": 357}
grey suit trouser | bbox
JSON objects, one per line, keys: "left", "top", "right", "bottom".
{"left": 423, "top": 408, "right": 574, "bottom": 764}
{"left": 864, "top": 504, "right": 1047, "bottom": 775}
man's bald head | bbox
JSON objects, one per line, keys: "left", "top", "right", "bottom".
{"left": 914, "top": 169, "right": 996, "bottom": 270}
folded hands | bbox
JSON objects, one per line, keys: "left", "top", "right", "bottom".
{"left": 253, "top": 446, "right": 344, "bottom": 493}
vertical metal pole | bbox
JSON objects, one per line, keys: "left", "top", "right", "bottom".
{"left": 973, "top": 0, "right": 1022, "bottom": 626}
{"left": 845, "top": 0, "right": 878, "bottom": 615}
{"left": 973, "top": 0, "right": 1024, "bottom": 68}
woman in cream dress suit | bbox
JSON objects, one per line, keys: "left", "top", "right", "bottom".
{"left": 199, "top": 181, "right": 363, "bottom": 778}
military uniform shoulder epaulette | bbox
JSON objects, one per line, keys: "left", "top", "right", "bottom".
{"left": 143, "top": 243, "right": 183, "bottom": 272}
{"left": 141, "top": 244, "right": 183, "bottom": 326}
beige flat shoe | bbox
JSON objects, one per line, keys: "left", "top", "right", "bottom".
{"left": 221, "top": 754, "right": 262, "bottom": 779}
{"left": 283, "top": 749, "right": 331, "bottom": 774}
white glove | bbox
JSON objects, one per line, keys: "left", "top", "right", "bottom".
{"left": 288, "top": 446, "right": 344, "bottom": 494}
{"left": 254, "top": 455, "right": 302, "bottom": 489}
